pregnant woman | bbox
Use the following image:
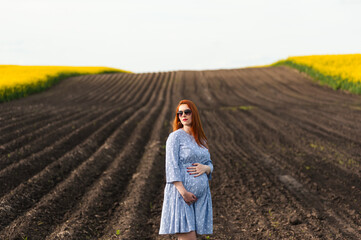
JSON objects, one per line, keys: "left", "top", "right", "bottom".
{"left": 159, "top": 99, "right": 214, "bottom": 239}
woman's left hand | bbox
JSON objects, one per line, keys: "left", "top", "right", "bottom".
{"left": 187, "top": 163, "right": 209, "bottom": 177}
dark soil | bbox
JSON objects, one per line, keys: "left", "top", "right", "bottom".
{"left": 0, "top": 66, "right": 360, "bottom": 239}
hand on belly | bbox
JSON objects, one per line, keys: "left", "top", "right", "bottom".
{"left": 184, "top": 171, "right": 208, "bottom": 198}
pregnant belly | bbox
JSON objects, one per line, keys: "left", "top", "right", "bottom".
{"left": 183, "top": 170, "right": 208, "bottom": 198}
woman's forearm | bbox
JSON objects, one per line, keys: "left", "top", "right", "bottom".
{"left": 173, "top": 181, "right": 187, "bottom": 196}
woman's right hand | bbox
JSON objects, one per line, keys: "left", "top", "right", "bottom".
{"left": 182, "top": 191, "right": 198, "bottom": 205}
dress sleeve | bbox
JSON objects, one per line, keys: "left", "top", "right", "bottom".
{"left": 204, "top": 151, "right": 214, "bottom": 180}
{"left": 165, "top": 132, "right": 182, "bottom": 183}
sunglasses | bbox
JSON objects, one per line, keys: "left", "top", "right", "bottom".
{"left": 177, "top": 109, "right": 192, "bottom": 116}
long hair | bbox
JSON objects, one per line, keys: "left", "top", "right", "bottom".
{"left": 172, "top": 99, "right": 208, "bottom": 149}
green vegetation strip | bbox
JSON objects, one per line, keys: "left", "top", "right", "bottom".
{"left": 272, "top": 60, "right": 361, "bottom": 95}
{"left": 0, "top": 70, "right": 124, "bottom": 103}
{"left": 220, "top": 105, "right": 255, "bottom": 111}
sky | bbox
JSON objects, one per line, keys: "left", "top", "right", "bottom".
{"left": 1, "top": 0, "right": 360, "bottom": 73}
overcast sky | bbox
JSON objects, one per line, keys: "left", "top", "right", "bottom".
{"left": 1, "top": 0, "right": 360, "bottom": 73}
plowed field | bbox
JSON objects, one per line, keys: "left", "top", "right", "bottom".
{"left": 0, "top": 66, "right": 360, "bottom": 240}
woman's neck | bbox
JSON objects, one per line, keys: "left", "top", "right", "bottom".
{"left": 183, "top": 125, "right": 192, "bottom": 134}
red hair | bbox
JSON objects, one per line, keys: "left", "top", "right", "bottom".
{"left": 172, "top": 99, "right": 208, "bottom": 149}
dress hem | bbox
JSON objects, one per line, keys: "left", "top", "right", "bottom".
{"left": 159, "top": 230, "right": 213, "bottom": 235}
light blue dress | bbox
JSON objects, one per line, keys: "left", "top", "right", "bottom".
{"left": 159, "top": 128, "right": 213, "bottom": 235}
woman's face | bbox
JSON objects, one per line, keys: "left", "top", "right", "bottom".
{"left": 178, "top": 104, "right": 192, "bottom": 126}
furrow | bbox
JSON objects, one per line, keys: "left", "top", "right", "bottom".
{"left": 0, "top": 107, "right": 72, "bottom": 134}
{"left": 0, "top": 72, "right": 161, "bottom": 236}
{"left": 111, "top": 73, "right": 150, "bottom": 105}
{"left": 100, "top": 71, "right": 174, "bottom": 239}
{"left": 0, "top": 72, "right": 158, "bottom": 196}
{"left": 73, "top": 73, "right": 122, "bottom": 104}
{"left": 224, "top": 108, "right": 361, "bottom": 239}
{"left": 34, "top": 73, "right": 118, "bottom": 108}
{"left": 0, "top": 108, "right": 112, "bottom": 197}
{"left": 55, "top": 74, "right": 116, "bottom": 105}
{"left": 0, "top": 108, "right": 97, "bottom": 169}
{"left": 288, "top": 106, "right": 361, "bottom": 135}
{"left": 37, "top": 72, "right": 169, "bottom": 239}
{"left": 208, "top": 101, "right": 296, "bottom": 238}
{"left": 205, "top": 110, "right": 330, "bottom": 239}
{"left": 13, "top": 74, "right": 104, "bottom": 108}
{"left": 256, "top": 106, "right": 361, "bottom": 177}
{"left": 243, "top": 108, "right": 361, "bottom": 229}
{"left": 251, "top": 109, "right": 360, "bottom": 184}
{"left": 73, "top": 72, "right": 145, "bottom": 107}
{"left": 197, "top": 70, "right": 337, "bottom": 238}
{"left": 279, "top": 108, "right": 361, "bottom": 145}
{"left": 0, "top": 107, "right": 84, "bottom": 148}
{"left": 202, "top": 114, "right": 255, "bottom": 237}
{"left": 229, "top": 67, "right": 336, "bottom": 109}
{"left": 99, "top": 74, "right": 131, "bottom": 103}
{"left": 110, "top": 73, "right": 148, "bottom": 104}
{"left": 1, "top": 66, "right": 360, "bottom": 239}
{"left": 256, "top": 67, "right": 329, "bottom": 106}
{"left": 73, "top": 72, "right": 138, "bottom": 106}
{"left": 0, "top": 105, "right": 60, "bottom": 126}
{"left": 273, "top": 66, "right": 361, "bottom": 103}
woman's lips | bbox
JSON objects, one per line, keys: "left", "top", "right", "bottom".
{"left": 183, "top": 118, "right": 187, "bottom": 121}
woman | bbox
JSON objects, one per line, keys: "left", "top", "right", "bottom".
{"left": 159, "top": 99, "right": 214, "bottom": 240}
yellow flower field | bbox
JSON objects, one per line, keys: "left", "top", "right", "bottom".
{"left": 0, "top": 65, "right": 131, "bottom": 102}
{"left": 271, "top": 54, "right": 361, "bottom": 94}
{"left": 0, "top": 65, "right": 131, "bottom": 88}
{"left": 287, "top": 54, "right": 361, "bottom": 83}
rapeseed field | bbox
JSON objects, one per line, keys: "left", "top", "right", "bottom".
{"left": 0, "top": 65, "right": 131, "bottom": 103}
{"left": 272, "top": 54, "right": 361, "bottom": 94}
